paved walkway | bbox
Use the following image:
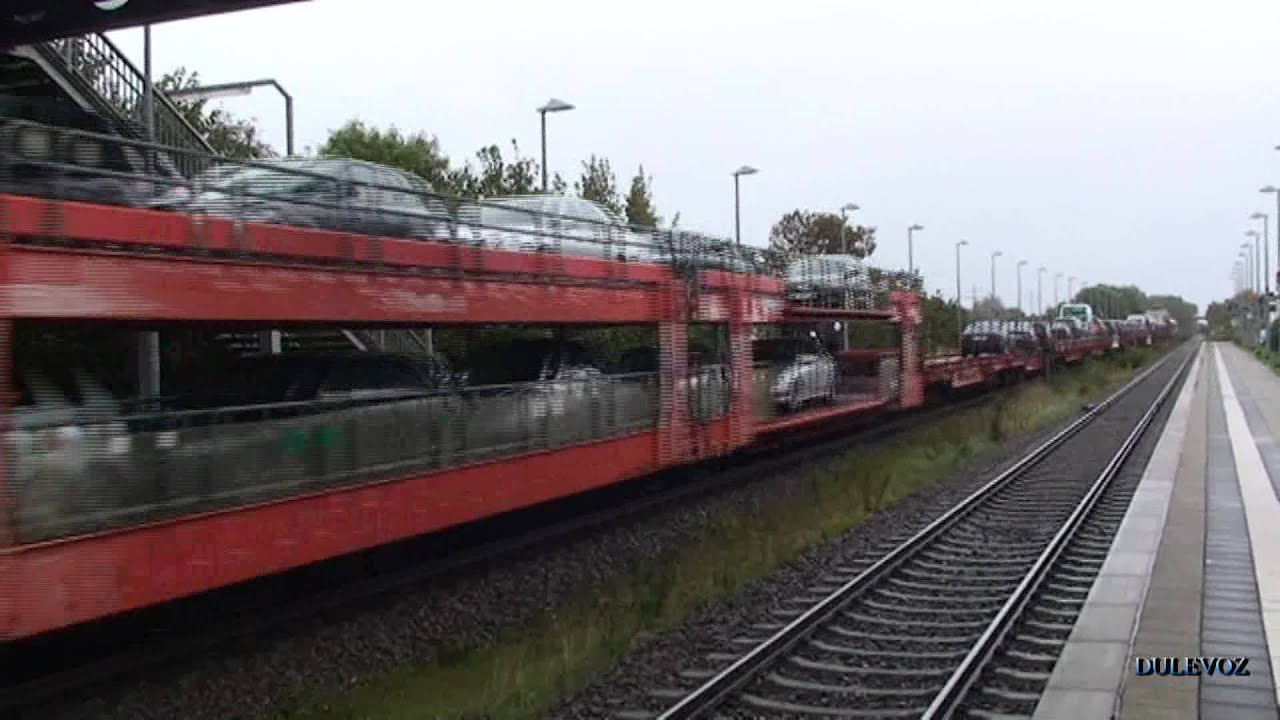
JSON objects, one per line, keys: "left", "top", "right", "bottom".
{"left": 1034, "top": 342, "right": 1280, "bottom": 719}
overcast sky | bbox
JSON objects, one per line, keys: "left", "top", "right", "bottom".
{"left": 106, "top": 0, "right": 1280, "bottom": 313}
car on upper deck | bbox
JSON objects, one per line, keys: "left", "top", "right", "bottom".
{"left": 961, "top": 320, "right": 1010, "bottom": 356}
{"left": 784, "top": 254, "right": 874, "bottom": 309}
{"left": 157, "top": 157, "right": 452, "bottom": 240}
{"left": 459, "top": 195, "right": 663, "bottom": 263}
{"left": 660, "top": 229, "right": 759, "bottom": 273}
{"left": 1058, "top": 303, "right": 1094, "bottom": 326}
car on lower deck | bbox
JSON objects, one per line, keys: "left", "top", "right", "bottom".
{"left": 8, "top": 363, "right": 130, "bottom": 540}
{"left": 756, "top": 335, "right": 837, "bottom": 412}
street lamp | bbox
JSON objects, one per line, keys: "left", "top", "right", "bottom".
{"left": 1016, "top": 260, "right": 1027, "bottom": 314}
{"left": 1242, "top": 242, "right": 1255, "bottom": 293}
{"left": 732, "top": 165, "right": 759, "bottom": 246}
{"left": 840, "top": 203, "right": 860, "bottom": 254}
{"left": 138, "top": 23, "right": 159, "bottom": 398}
{"left": 1251, "top": 211, "right": 1271, "bottom": 295}
{"left": 170, "top": 78, "right": 296, "bottom": 156}
{"left": 536, "top": 98, "right": 574, "bottom": 192}
{"left": 1054, "top": 272, "right": 1063, "bottom": 308}
{"left": 955, "top": 240, "right": 969, "bottom": 346}
{"left": 732, "top": 165, "right": 757, "bottom": 245}
{"left": 1068, "top": 275, "right": 1076, "bottom": 299}
{"left": 907, "top": 224, "right": 924, "bottom": 277}
{"left": 990, "top": 250, "right": 1003, "bottom": 307}
{"left": 1247, "top": 230, "right": 1262, "bottom": 294}
{"left": 1262, "top": 185, "right": 1280, "bottom": 291}
{"left": 1037, "top": 267, "right": 1046, "bottom": 317}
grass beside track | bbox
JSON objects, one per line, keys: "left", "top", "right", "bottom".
{"left": 269, "top": 348, "right": 1167, "bottom": 720}
{"left": 1252, "top": 344, "right": 1280, "bottom": 373}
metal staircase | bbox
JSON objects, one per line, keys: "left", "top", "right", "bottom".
{"left": 10, "top": 33, "right": 213, "bottom": 176}
{"left": 4, "top": 35, "right": 384, "bottom": 356}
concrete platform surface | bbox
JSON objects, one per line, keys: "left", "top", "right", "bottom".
{"left": 1035, "top": 343, "right": 1280, "bottom": 720}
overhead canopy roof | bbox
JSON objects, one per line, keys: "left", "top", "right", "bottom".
{"left": 1, "top": 0, "right": 307, "bottom": 49}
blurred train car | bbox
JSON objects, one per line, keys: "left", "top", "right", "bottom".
{"left": 0, "top": 112, "right": 1176, "bottom": 642}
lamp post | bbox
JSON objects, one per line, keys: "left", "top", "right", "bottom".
{"left": 907, "top": 224, "right": 924, "bottom": 276}
{"left": 137, "top": 23, "right": 160, "bottom": 398}
{"left": 1016, "top": 260, "right": 1027, "bottom": 315}
{"left": 142, "top": 24, "right": 154, "bottom": 146}
{"left": 840, "top": 203, "right": 860, "bottom": 254}
{"left": 955, "top": 240, "right": 969, "bottom": 347}
{"left": 1247, "top": 230, "right": 1262, "bottom": 295}
{"left": 1037, "top": 267, "right": 1046, "bottom": 318}
{"left": 1242, "top": 242, "right": 1255, "bottom": 293}
{"left": 1068, "top": 276, "right": 1076, "bottom": 300}
{"left": 1054, "top": 272, "right": 1063, "bottom": 309}
{"left": 169, "top": 78, "right": 296, "bottom": 156}
{"left": 536, "top": 98, "right": 574, "bottom": 192}
{"left": 1262, "top": 184, "right": 1280, "bottom": 291}
{"left": 1251, "top": 211, "right": 1270, "bottom": 295}
{"left": 990, "top": 250, "right": 1003, "bottom": 308}
{"left": 168, "top": 77, "right": 301, "bottom": 360}
{"left": 732, "top": 165, "right": 759, "bottom": 246}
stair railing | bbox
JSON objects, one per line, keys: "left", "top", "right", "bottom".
{"left": 34, "top": 34, "right": 213, "bottom": 176}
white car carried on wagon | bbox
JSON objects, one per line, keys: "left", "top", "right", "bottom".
{"left": 458, "top": 195, "right": 663, "bottom": 263}
{"left": 758, "top": 334, "right": 838, "bottom": 412}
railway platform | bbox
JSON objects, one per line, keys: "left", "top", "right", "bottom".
{"left": 1033, "top": 342, "right": 1280, "bottom": 720}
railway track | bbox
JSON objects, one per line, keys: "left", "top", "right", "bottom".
{"left": 3, "top": 382, "right": 1006, "bottom": 716}
{"left": 637, "top": 341, "right": 1196, "bottom": 720}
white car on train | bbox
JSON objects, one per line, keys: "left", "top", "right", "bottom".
{"left": 458, "top": 195, "right": 663, "bottom": 263}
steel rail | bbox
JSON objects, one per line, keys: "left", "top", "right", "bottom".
{"left": 921, "top": 340, "right": 1199, "bottom": 718}
{"left": 655, "top": 342, "right": 1192, "bottom": 719}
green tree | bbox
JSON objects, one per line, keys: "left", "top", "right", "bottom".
{"left": 1074, "top": 284, "right": 1148, "bottom": 319}
{"left": 624, "top": 165, "right": 659, "bottom": 227}
{"left": 767, "top": 209, "right": 877, "bottom": 261}
{"left": 1206, "top": 301, "right": 1234, "bottom": 340}
{"left": 972, "top": 295, "right": 1006, "bottom": 319}
{"left": 156, "top": 67, "right": 274, "bottom": 159}
{"left": 767, "top": 210, "right": 813, "bottom": 258}
{"left": 807, "top": 212, "right": 877, "bottom": 258}
{"left": 320, "top": 121, "right": 559, "bottom": 199}
{"left": 1147, "top": 294, "right": 1198, "bottom": 337}
{"left": 575, "top": 155, "right": 623, "bottom": 217}
{"left": 920, "top": 292, "right": 968, "bottom": 354}
{"left": 448, "top": 140, "right": 540, "bottom": 198}
{"left": 318, "top": 118, "right": 452, "bottom": 189}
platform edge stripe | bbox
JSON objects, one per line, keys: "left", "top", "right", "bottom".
{"left": 1212, "top": 342, "right": 1280, "bottom": 707}
{"left": 1033, "top": 342, "right": 1205, "bottom": 720}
